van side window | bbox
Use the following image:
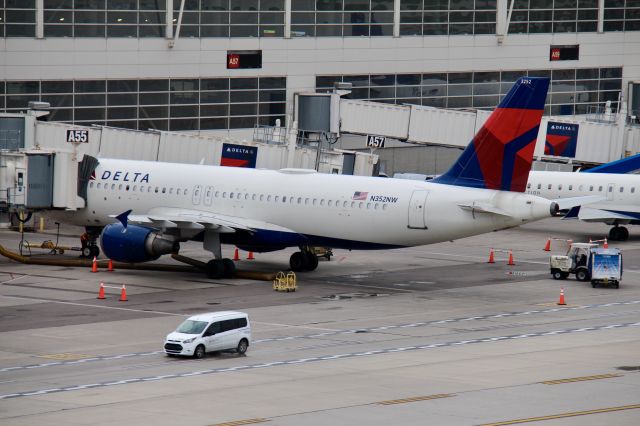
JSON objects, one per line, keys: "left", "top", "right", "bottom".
{"left": 204, "top": 322, "right": 221, "bottom": 336}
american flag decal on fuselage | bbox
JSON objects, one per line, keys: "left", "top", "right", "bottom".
{"left": 353, "top": 191, "right": 368, "bottom": 200}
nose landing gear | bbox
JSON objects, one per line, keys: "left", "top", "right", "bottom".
{"left": 609, "top": 226, "right": 629, "bottom": 241}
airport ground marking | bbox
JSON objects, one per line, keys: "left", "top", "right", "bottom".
{"left": 3, "top": 299, "right": 639, "bottom": 374}
{"left": 478, "top": 403, "right": 640, "bottom": 425}
{"left": 1, "top": 320, "right": 639, "bottom": 400}
{"left": 208, "top": 419, "right": 270, "bottom": 426}
{"left": 540, "top": 373, "right": 622, "bottom": 385}
{"left": 377, "top": 393, "right": 454, "bottom": 405}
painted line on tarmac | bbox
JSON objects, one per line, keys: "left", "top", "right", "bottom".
{"left": 3, "top": 299, "right": 639, "bottom": 374}
{"left": 253, "top": 299, "right": 640, "bottom": 343}
{"left": 478, "top": 403, "right": 640, "bottom": 425}
{"left": 1, "top": 321, "right": 639, "bottom": 400}
{"left": 2, "top": 295, "right": 186, "bottom": 317}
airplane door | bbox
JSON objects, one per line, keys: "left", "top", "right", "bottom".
{"left": 408, "top": 190, "right": 428, "bottom": 229}
{"left": 192, "top": 184, "right": 202, "bottom": 205}
{"left": 204, "top": 186, "right": 213, "bottom": 206}
{"left": 607, "top": 183, "right": 615, "bottom": 201}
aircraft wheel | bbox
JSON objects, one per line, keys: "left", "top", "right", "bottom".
{"left": 304, "top": 251, "right": 319, "bottom": 271}
{"left": 89, "top": 246, "right": 100, "bottom": 258}
{"left": 290, "top": 252, "right": 307, "bottom": 272}
{"left": 619, "top": 227, "right": 629, "bottom": 241}
{"left": 206, "top": 259, "right": 225, "bottom": 279}
{"left": 82, "top": 247, "right": 92, "bottom": 258}
{"left": 222, "top": 258, "right": 235, "bottom": 278}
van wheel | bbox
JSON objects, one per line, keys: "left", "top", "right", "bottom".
{"left": 237, "top": 339, "right": 248, "bottom": 355}
{"left": 552, "top": 270, "right": 563, "bottom": 280}
{"left": 576, "top": 269, "right": 590, "bottom": 282}
{"left": 193, "top": 345, "right": 205, "bottom": 359}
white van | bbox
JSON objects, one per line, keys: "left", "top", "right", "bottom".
{"left": 164, "top": 311, "right": 251, "bottom": 358}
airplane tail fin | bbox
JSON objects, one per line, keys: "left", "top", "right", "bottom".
{"left": 433, "top": 77, "right": 550, "bottom": 192}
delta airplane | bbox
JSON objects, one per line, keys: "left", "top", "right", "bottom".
{"left": 50, "top": 77, "right": 564, "bottom": 278}
{"left": 526, "top": 154, "right": 640, "bottom": 241}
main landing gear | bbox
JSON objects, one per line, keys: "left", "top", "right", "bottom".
{"left": 206, "top": 258, "right": 235, "bottom": 279}
{"left": 289, "top": 248, "right": 319, "bottom": 272}
{"left": 609, "top": 225, "right": 629, "bottom": 241}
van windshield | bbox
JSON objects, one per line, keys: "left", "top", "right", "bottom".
{"left": 176, "top": 320, "right": 208, "bottom": 335}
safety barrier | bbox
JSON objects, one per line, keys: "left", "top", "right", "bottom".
{"left": 273, "top": 271, "right": 297, "bottom": 292}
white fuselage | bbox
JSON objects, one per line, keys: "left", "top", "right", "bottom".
{"left": 527, "top": 171, "right": 640, "bottom": 222}
{"left": 53, "top": 159, "right": 556, "bottom": 249}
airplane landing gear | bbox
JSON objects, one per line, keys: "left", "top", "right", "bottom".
{"left": 289, "top": 249, "right": 318, "bottom": 272}
{"left": 80, "top": 228, "right": 101, "bottom": 258}
{"left": 206, "top": 258, "right": 235, "bottom": 279}
{"left": 609, "top": 226, "right": 629, "bottom": 241}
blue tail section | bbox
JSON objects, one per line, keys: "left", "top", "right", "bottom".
{"left": 433, "top": 77, "right": 550, "bottom": 192}
{"left": 583, "top": 153, "right": 640, "bottom": 174}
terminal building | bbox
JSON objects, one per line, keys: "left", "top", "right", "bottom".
{"left": 1, "top": 1, "right": 640, "bottom": 174}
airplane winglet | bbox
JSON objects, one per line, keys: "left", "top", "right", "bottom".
{"left": 116, "top": 209, "right": 132, "bottom": 231}
{"left": 563, "top": 205, "right": 581, "bottom": 219}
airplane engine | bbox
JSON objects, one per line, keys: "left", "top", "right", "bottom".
{"left": 100, "top": 223, "right": 179, "bottom": 263}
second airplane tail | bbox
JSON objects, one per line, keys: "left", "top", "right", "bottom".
{"left": 433, "top": 77, "right": 550, "bottom": 192}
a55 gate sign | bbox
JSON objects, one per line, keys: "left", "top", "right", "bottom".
{"left": 66, "top": 129, "right": 89, "bottom": 143}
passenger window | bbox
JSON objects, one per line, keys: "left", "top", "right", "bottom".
{"left": 155, "top": 187, "right": 159, "bottom": 193}
{"left": 526, "top": 183, "right": 531, "bottom": 189}
{"left": 245, "top": 193, "right": 249, "bottom": 200}
{"left": 260, "top": 194, "right": 264, "bottom": 201}
{"left": 133, "top": 185, "right": 137, "bottom": 191}
{"left": 367, "top": 203, "right": 371, "bottom": 209}
{"left": 275, "top": 196, "right": 279, "bottom": 202}
{"left": 320, "top": 199, "right": 325, "bottom": 206}
{"left": 313, "top": 198, "right": 317, "bottom": 205}
{"left": 598, "top": 186, "right": 603, "bottom": 191}
{"left": 619, "top": 187, "right": 624, "bottom": 192}
{"left": 589, "top": 185, "right": 593, "bottom": 191}
{"left": 96, "top": 183, "right": 101, "bottom": 189}
{"left": 343, "top": 201, "right": 348, "bottom": 208}
{"left": 305, "top": 198, "right": 309, "bottom": 205}
{"left": 126, "top": 185, "right": 130, "bottom": 191}
{"left": 252, "top": 194, "right": 256, "bottom": 200}
{"left": 328, "top": 200, "right": 333, "bottom": 207}
{"left": 90, "top": 182, "right": 94, "bottom": 188}
{"left": 162, "top": 187, "right": 166, "bottom": 194}
{"left": 568, "top": 185, "right": 572, "bottom": 191}
{"left": 267, "top": 195, "right": 272, "bottom": 202}
{"left": 147, "top": 186, "right": 152, "bottom": 192}
{"left": 184, "top": 189, "right": 188, "bottom": 196}
{"left": 558, "top": 184, "right": 562, "bottom": 190}
{"left": 204, "top": 322, "right": 221, "bottom": 336}
{"left": 382, "top": 204, "right": 387, "bottom": 210}
{"left": 547, "top": 184, "right": 552, "bottom": 190}
{"left": 223, "top": 192, "right": 227, "bottom": 198}
{"left": 176, "top": 188, "right": 180, "bottom": 195}
{"left": 215, "top": 191, "right": 220, "bottom": 197}
{"left": 578, "top": 185, "right": 583, "bottom": 191}
{"left": 230, "top": 192, "right": 234, "bottom": 199}
{"left": 119, "top": 184, "right": 123, "bottom": 190}
{"left": 632, "top": 188, "right": 636, "bottom": 194}
{"left": 351, "top": 201, "right": 355, "bottom": 208}
{"left": 608, "top": 186, "right": 613, "bottom": 192}
{"left": 282, "top": 196, "right": 286, "bottom": 202}
{"left": 169, "top": 188, "right": 173, "bottom": 194}
{"left": 374, "top": 203, "right": 379, "bottom": 210}
{"left": 537, "top": 183, "right": 541, "bottom": 190}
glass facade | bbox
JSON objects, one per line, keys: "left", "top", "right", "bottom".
{"left": 400, "top": 0, "right": 497, "bottom": 36}
{"left": 291, "top": 0, "right": 395, "bottom": 37}
{"left": 1, "top": 77, "right": 286, "bottom": 131}
{"left": 604, "top": 0, "right": 640, "bottom": 31}
{"left": 2, "top": 1, "right": 639, "bottom": 37}
{"left": 316, "top": 67, "right": 623, "bottom": 115}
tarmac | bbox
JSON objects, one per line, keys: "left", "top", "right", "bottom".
{"left": 0, "top": 217, "right": 639, "bottom": 425}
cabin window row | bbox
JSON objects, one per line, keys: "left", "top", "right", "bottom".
{"left": 89, "top": 181, "right": 390, "bottom": 210}
{"left": 527, "top": 182, "right": 636, "bottom": 193}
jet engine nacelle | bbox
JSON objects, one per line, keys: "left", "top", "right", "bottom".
{"left": 100, "top": 223, "right": 179, "bottom": 263}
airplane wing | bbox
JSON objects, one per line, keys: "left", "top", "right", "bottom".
{"left": 113, "top": 207, "right": 297, "bottom": 234}
{"left": 574, "top": 207, "right": 638, "bottom": 222}
{"left": 457, "top": 202, "right": 511, "bottom": 217}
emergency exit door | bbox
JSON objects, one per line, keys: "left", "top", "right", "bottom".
{"left": 408, "top": 190, "right": 428, "bottom": 229}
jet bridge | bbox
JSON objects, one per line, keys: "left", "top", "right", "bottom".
{"left": 0, "top": 150, "right": 96, "bottom": 214}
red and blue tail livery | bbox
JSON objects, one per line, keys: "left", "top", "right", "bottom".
{"left": 434, "top": 77, "right": 550, "bottom": 192}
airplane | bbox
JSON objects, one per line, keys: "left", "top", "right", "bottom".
{"left": 47, "top": 77, "right": 562, "bottom": 278}
{"left": 526, "top": 155, "right": 640, "bottom": 241}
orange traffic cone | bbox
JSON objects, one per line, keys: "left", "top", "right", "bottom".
{"left": 119, "top": 285, "right": 128, "bottom": 302}
{"left": 603, "top": 238, "right": 608, "bottom": 248}
{"left": 543, "top": 238, "right": 551, "bottom": 252}
{"left": 233, "top": 248, "right": 240, "bottom": 261}
{"left": 97, "top": 282, "right": 105, "bottom": 299}
{"left": 108, "top": 259, "right": 114, "bottom": 272}
{"left": 507, "top": 250, "right": 515, "bottom": 266}
{"left": 488, "top": 248, "right": 495, "bottom": 264}
{"left": 557, "top": 288, "right": 566, "bottom": 306}
{"left": 247, "top": 251, "right": 255, "bottom": 260}
{"left": 91, "top": 256, "right": 98, "bottom": 273}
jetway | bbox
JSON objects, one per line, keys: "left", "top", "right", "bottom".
{"left": 324, "top": 97, "right": 640, "bottom": 166}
